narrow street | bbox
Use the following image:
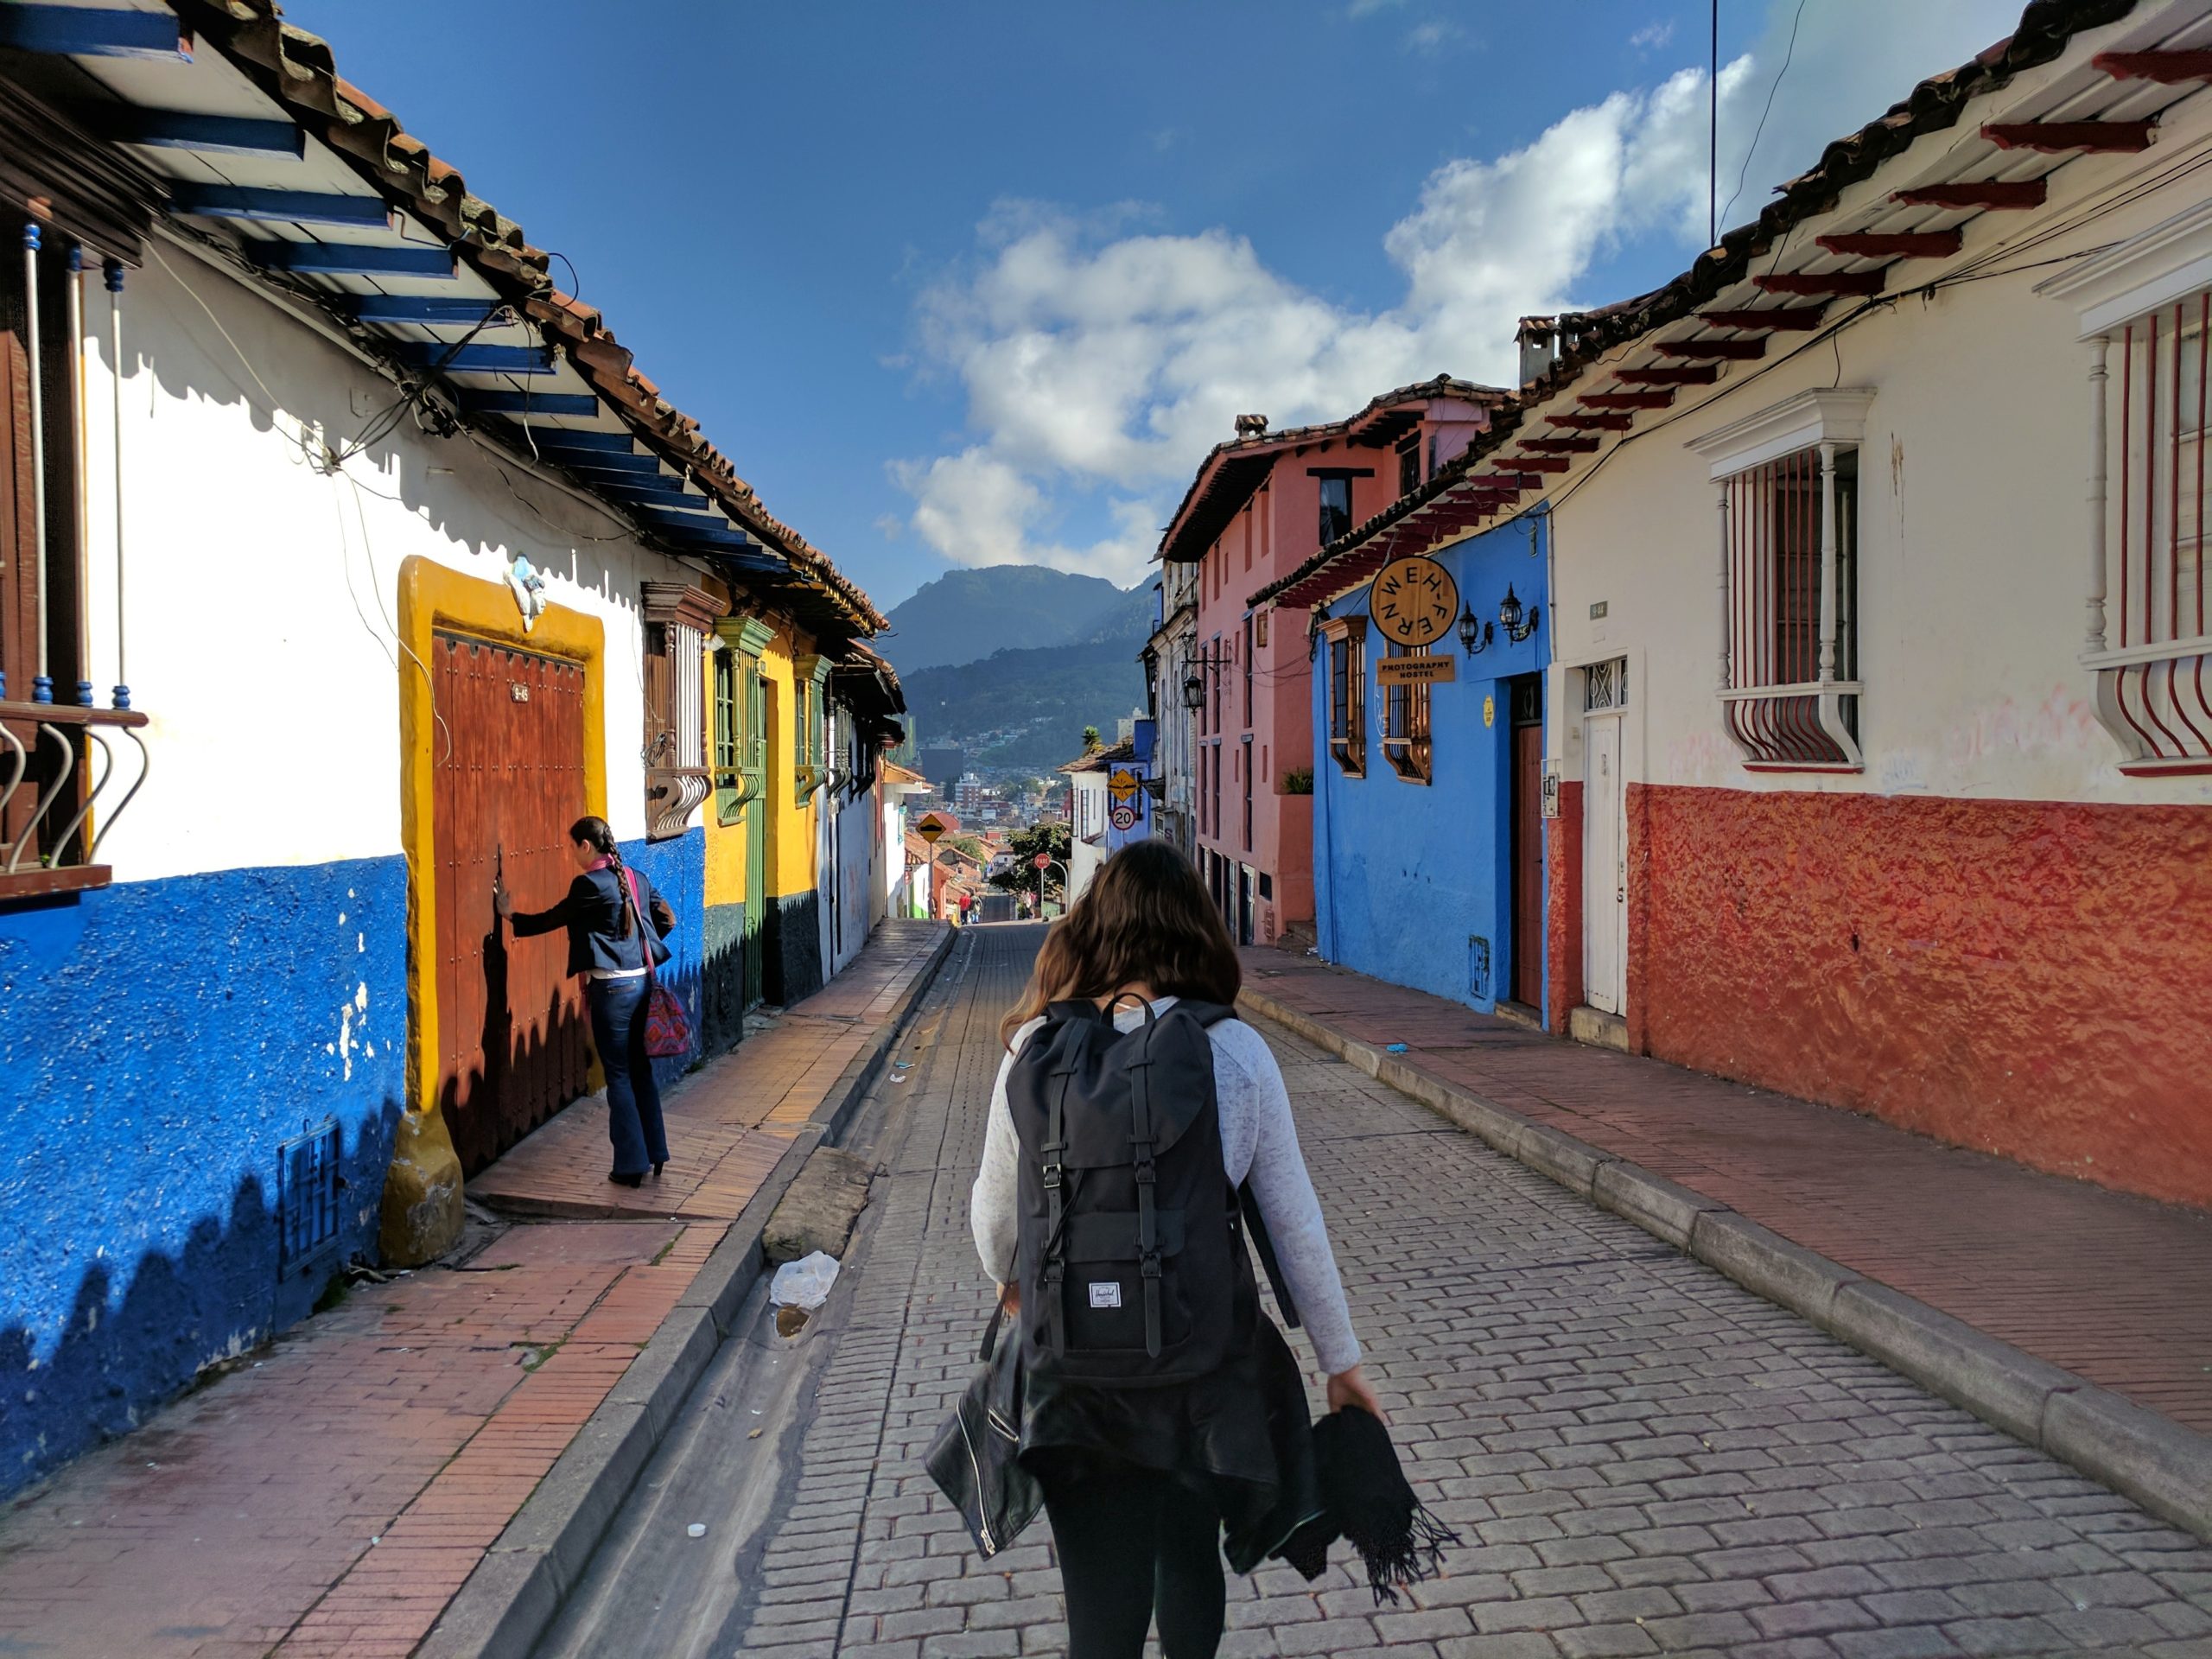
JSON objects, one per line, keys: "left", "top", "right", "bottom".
{"left": 537, "top": 924, "right": 2212, "bottom": 1659}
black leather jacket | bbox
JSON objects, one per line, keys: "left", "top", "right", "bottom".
{"left": 512, "top": 866, "right": 674, "bottom": 978}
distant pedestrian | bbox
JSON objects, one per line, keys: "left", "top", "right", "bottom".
{"left": 969, "top": 842, "right": 1378, "bottom": 1658}
{"left": 498, "top": 816, "right": 677, "bottom": 1189}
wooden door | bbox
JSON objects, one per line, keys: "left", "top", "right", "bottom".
{"left": 1582, "top": 714, "right": 1624, "bottom": 1015}
{"left": 1510, "top": 701, "right": 1545, "bottom": 1007}
{"left": 431, "top": 633, "right": 592, "bottom": 1173}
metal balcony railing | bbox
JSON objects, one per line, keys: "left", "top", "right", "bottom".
{"left": 0, "top": 701, "right": 151, "bottom": 900}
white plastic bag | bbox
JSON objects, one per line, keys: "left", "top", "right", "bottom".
{"left": 769, "top": 1250, "right": 840, "bottom": 1311}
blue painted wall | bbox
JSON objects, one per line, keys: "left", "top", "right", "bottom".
{"left": 622, "top": 829, "right": 707, "bottom": 1083}
{"left": 0, "top": 856, "right": 406, "bottom": 1497}
{"left": 1313, "top": 512, "right": 1549, "bottom": 1015}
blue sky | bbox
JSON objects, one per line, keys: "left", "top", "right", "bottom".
{"left": 285, "top": 0, "right": 2022, "bottom": 609}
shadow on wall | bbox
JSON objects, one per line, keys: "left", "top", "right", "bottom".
{"left": 0, "top": 1104, "right": 403, "bottom": 1498}
{"left": 764, "top": 890, "right": 823, "bottom": 1008}
{"left": 119, "top": 248, "right": 681, "bottom": 684}
{"left": 0, "top": 857, "right": 408, "bottom": 1501}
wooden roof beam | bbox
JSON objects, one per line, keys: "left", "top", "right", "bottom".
{"left": 1754, "top": 269, "right": 1887, "bottom": 296}
{"left": 1816, "top": 230, "right": 1964, "bottom": 258}
{"left": 1983, "top": 119, "right": 2155, "bottom": 153}
{"left": 1617, "top": 365, "right": 1721, "bottom": 386}
{"left": 1548, "top": 412, "right": 1634, "bottom": 431}
{"left": 1699, "top": 307, "right": 1827, "bottom": 331}
{"left": 1583, "top": 391, "right": 1674, "bottom": 410}
{"left": 1656, "top": 337, "right": 1766, "bottom": 360}
{"left": 1523, "top": 435, "right": 1605, "bottom": 449}
{"left": 2093, "top": 49, "right": 2212, "bottom": 83}
{"left": 1510, "top": 454, "right": 1575, "bottom": 472}
{"left": 1894, "top": 179, "right": 2047, "bottom": 209}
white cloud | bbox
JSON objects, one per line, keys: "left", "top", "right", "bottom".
{"left": 893, "top": 0, "right": 2021, "bottom": 585}
{"left": 1631, "top": 19, "right": 1677, "bottom": 53}
{"left": 1405, "top": 19, "right": 1462, "bottom": 56}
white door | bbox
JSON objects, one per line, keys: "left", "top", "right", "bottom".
{"left": 1582, "top": 714, "right": 1625, "bottom": 1014}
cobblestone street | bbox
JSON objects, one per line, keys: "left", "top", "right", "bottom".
{"left": 711, "top": 925, "right": 2212, "bottom": 1659}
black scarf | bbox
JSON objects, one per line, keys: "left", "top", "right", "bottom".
{"left": 1278, "top": 1405, "right": 1459, "bottom": 1603}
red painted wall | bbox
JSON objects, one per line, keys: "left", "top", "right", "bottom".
{"left": 1545, "top": 780, "right": 1584, "bottom": 1036}
{"left": 1626, "top": 783, "right": 2212, "bottom": 1208}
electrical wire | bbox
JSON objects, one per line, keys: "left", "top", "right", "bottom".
{"left": 1720, "top": 0, "right": 1809, "bottom": 232}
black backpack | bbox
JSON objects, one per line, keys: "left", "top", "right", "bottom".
{"left": 1007, "top": 995, "right": 1298, "bottom": 1388}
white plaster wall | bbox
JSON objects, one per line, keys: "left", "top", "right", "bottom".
{"left": 1546, "top": 93, "right": 2212, "bottom": 811}
{"left": 71, "top": 238, "right": 705, "bottom": 883}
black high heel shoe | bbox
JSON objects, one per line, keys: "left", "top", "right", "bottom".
{"left": 652, "top": 1162, "right": 665, "bottom": 1179}
{"left": 608, "top": 1169, "right": 645, "bottom": 1188}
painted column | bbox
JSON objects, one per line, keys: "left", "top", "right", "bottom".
{"left": 2086, "top": 333, "right": 2111, "bottom": 653}
{"left": 22, "top": 223, "right": 49, "bottom": 703}
{"left": 1816, "top": 441, "right": 1840, "bottom": 683}
{"left": 1714, "top": 479, "right": 1731, "bottom": 692}
{"left": 105, "top": 258, "right": 128, "bottom": 710}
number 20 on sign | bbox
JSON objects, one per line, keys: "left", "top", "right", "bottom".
{"left": 1368, "top": 555, "right": 1459, "bottom": 647}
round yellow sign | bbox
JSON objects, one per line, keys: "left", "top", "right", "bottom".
{"left": 1368, "top": 555, "right": 1459, "bottom": 648}
{"left": 1483, "top": 695, "right": 1496, "bottom": 729}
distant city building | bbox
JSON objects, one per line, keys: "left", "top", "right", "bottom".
{"left": 956, "top": 772, "right": 986, "bottom": 814}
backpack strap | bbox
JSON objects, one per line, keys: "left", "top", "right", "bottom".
{"left": 1128, "top": 1014, "right": 1165, "bottom": 1359}
{"left": 1039, "top": 1062, "right": 1074, "bottom": 1358}
{"left": 1237, "top": 1183, "right": 1302, "bottom": 1330}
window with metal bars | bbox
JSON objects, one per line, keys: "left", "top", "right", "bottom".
{"left": 1242, "top": 734, "right": 1253, "bottom": 849}
{"left": 1720, "top": 445, "right": 1860, "bottom": 768}
{"left": 1323, "top": 616, "right": 1366, "bottom": 777}
{"left": 1382, "top": 642, "right": 1433, "bottom": 784}
{"left": 1242, "top": 615, "right": 1254, "bottom": 728}
{"left": 2095, "top": 296, "right": 2212, "bottom": 771}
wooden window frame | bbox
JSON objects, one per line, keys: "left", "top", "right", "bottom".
{"left": 1321, "top": 614, "right": 1367, "bottom": 778}
{"left": 1382, "top": 641, "right": 1434, "bottom": 785}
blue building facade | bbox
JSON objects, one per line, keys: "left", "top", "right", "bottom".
{"left": 1311, "top": 511, "right": 1551, "bottom": 1017}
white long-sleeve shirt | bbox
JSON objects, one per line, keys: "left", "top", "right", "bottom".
{"left": 970, "top": 1000, "right": 1363, "bottom": 1377}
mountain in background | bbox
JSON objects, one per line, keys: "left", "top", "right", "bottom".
{"left": 899, "top": 636, "right": 1148, "bottom": 776}
{"left": 876, "top": 564, "right": 1156, "bottom": 673}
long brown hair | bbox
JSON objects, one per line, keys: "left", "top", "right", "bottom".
{"left": 1001, "top": 841, "right": 1241, "bottom": 1046}
{"left": 570, "top": 815, "right": 632, "bottom": 937}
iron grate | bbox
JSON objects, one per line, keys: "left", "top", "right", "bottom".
{"left": 279, "top": 1119, "right": 343, "bottom": 1278}
{"left": 1469, "top": 936, "right": 1491, "bottom": 1002}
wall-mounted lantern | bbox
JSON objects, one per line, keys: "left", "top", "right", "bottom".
{"left": 1180, "top": 672, "right": 1206, "bottom": 711}
{"left": 1458, "top": 603, "right": 1493, "bottom": 656}
{"left": 1499, "top": 584, "right": 1541, "bottom": 644}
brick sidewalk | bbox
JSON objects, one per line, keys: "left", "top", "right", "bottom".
{"left": 1240, "top": 945, "right": 2212, "bottom": 1438}
{"left": 0, "top": 921, "right": 947, "bottom": 1659}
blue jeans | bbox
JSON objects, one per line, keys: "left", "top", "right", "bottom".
{"left": 586, "top": 976, "right": 669, "bottom": 1176}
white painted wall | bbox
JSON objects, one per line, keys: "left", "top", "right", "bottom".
{"left": 1545, "top": 81, "right": 2212, "bottom": 814}
{"left": 70, "top": 236, "right": 705, "bottom": 884}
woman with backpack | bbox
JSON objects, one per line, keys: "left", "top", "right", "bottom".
{"left": 496, "top": 815, "right": 677, "bottom": 1187}
{"left": 969, "top": 840, "right": 1380, "bottom": 1659}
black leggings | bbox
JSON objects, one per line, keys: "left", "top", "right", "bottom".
{"left": 1044, "top": 1460, "right": 1225, "bottom": 1659}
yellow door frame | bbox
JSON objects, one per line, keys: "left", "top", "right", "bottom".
{"left": 382, "top": 554, "right": 607, "bottom": 1262}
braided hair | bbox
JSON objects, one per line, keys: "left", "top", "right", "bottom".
{"left": 569, "top": 815, "right": 632, "bottom": 938}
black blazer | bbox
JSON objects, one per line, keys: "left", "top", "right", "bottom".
{"left": 512, "top": 866, "right": 675, "bottom": 978}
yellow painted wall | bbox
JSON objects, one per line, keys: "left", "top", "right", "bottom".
{"left": 696, "top": 612, "right": 822, "bottom": 912}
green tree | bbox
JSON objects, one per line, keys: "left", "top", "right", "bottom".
{"left": 990, "top": 821, "right": 1074, "bottom": 903}
{"left": 1082, "top": 724, "right": 1101, "bottom": 749}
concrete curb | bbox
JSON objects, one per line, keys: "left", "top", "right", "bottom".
{"left": 1236, "top": 982, "right": 2212, "bottom": 1545}
{"left": 417, "top": 924, "right": 957, "bottom": 1659}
